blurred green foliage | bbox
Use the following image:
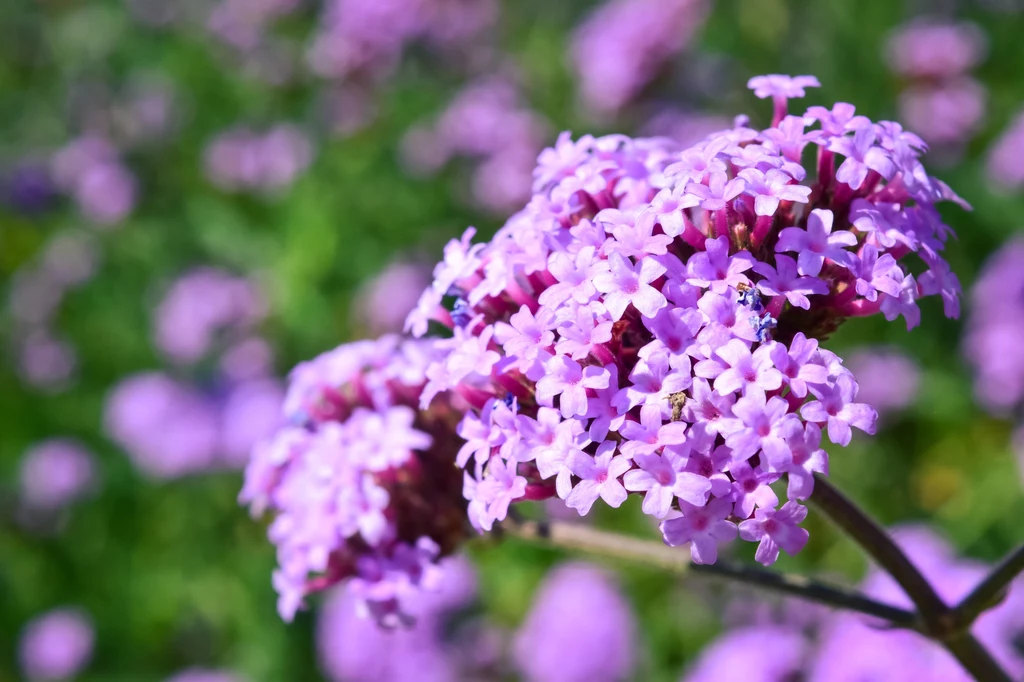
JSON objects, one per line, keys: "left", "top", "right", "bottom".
{"left": 2, "top": 0, "right": 1024, "bottom": 680}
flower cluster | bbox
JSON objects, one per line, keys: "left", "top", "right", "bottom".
{"left": 408, "top": 75, "right": 965, "bottom": 566}
{"left": 50, "top": 135, "right": 137, "bottom": 226}
{"left": 987, "top": 108, "right": 1024, "bottom": 191}
{"left": 240, "top": 336, "right": 468, "bottom": 624}
{"left": 18, "top": 608, "right": 95, "bottom": 682}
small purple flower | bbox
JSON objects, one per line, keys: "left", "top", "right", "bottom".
{"left": 753, "top": 255, "right": 830, "bottom": 309}
{"left": 846, "top": 245, "right": 904, "bottom": 302}
{"left": 880, "top": 273, "right": 922, "bottom": 331}
{"left": 539, "top": 246, "right": 602, "bottom": 307}
{"left": 801, "top": 374, "right": 878, "bottom": 446}
{"left": 784, "top": 421, "right": 829, "bottom": 500}
{"left": 728, "top": 460, "right": 779, "bottom": 518}
{"left": 737, "top": 168, "right": 811, "bottom": 216}
{"left": 19, "top": 608, "right": 94, "bottom": 682}
{"left": 829, "top": 126, "right": 896, "bottom": 190}
{"left": 686, "top": 236, "right": 755, "bottom": 294}
{"left": 738, "top": 501, "right": 810, "bottom": 566}
{"left": 695, "top": 338, "right": 782, "bottom": 397}
{"left": 513, "top": 562, "right": 636, "bottom": 682}
{"left": 619, "top": 404, "right": 689, "bottom": 458}
{"left": 19, "top": 439, "right": 97, "bottom": 511}
{"left": 472, "top": 457, "right": 527, "bottom": 531}
{"left": 566, "top": 441, "right": 631, "bottom": 515}
{"left": 616, "top": 352, "right": 692, "bottom": 413}
{"left": 769, "top": 333, "right": 828, "bottom": 398}
{"left": 747, "top": 74, "right": 821, "bottom": 101}
{"left": 592, "top": 252, "right": 668, "bottom": 319}
{"left": 535, "top": 355, "right": 611, "bottom": 418}
{"left": 775, "top": 208, "right": 858, "bottom": 276}
{"left": 624, "top": 450, "right": 711, "bottom": 518}
{"left": 725, "top": 389, "right": 796, "bottom": 467}
{"left": 495, "top": 304, "right": 557, "bottom": 373}
{"left": 685, "top": 171, "right": 745, "bottom": 212}
{"left": 660, "top": 497, "right": 738, "bottom": 564}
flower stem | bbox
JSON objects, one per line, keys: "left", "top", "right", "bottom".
{"left": 497, "top": 514, "right": 918, "bottom": 628}
{"left": 950, "top": 543, "right": 1024, "bottom": 631}
{"left": 808, "top": 474, "right": 1012, "bottom": 682}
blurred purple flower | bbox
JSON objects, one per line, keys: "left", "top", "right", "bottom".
{"left": 18, "top": 608, "right": 95, "bottom": 682}
{"left": 317, "top": 555, "right": 482, "bottom": 682}
{"left": 204, "top": 124, "right": 313, "bottom": 193}
{"left": 641, "top": 109, "right": 732, "bottom": 148}
{"left": 513, "top": 562, "right": 636, "bottom": 682}
{"left": 3, "top": 161, "right": 56, "bottom": 214}
{"left": 104, "top": 372, "right": 221, "bottom": 479}
{"left": 681, "top": 626, "right": 807, "bottom": 682}
{"left": 219, "top": 336, "right": 276, "bottom": 382}
{"left": 354, "top": 260, "right": 434, "bottom": 335}
{"left": 40, "top": 232, "right": 101, "bottom": 288}
{"left": 886, "top": 20, "right": 987, "bottom": 79}
{"left": 218, "top": 378, "right": 285, "bottom": 467}
{"left": 844, "top": 347, "right": 921, "bottom": 417}
{"left": 401, "top": 76, "right": 547, "bottom": 212}
{"left": 898, "top": 78, "right": 986, "bottom": 147}
{"left": 570, "top": 0, "right": 710, "bottom": 115}
{"left": 164, "top": 670, "right": 249, "bottom": 682}
{"left": 963, "top": 237, "right": 1024, "bottom": 413}
{"left": 986, "top": 109, "right": 1024, "bottom": 191}
{"left": 18, "top": 330, "right": 77, "bottom": 392}
{"left": 19, "top": 439, "right": 97, "bottom": 511}
{"left": 154, "top": 268, "right": 266, "bottom": 365}
{"left": 51, "top": 136, "right": 137, "bottom": 227}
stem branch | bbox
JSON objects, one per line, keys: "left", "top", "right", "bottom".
{"left": 498, "top": 515, "right": 917, "bottom": 628}
{"left": 950, "top": 543, "right": 1024, "bottom": 631}
{"left": 808, "top": 474, "right": 1011, "bottom": 682}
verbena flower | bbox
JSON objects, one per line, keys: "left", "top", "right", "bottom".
{"left": 513, "top": 562, "right": 637, "bottom": 682}
{"left": 408, "top": 76, "right": 964, "bottom": 567}
{"left": 18, "top": 439, "right": 97, "bottom": 512}
{"left": 240, "top": 336, "right": 468, "bottom": 625}
{"left": 18, "top": 608, "right": 95, "bottom": 682}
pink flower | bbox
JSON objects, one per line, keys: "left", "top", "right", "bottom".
{"left": 801, "top": 373, "right": 878, "bottom": 446}
{"left": 686, "top": 236, "right": 756, "bottom": 293}
{"left": 624, "top": 451, "right": 711, "bottom": 518}
{"left": 592, "top": 253, "right": 668, "bottom": 319}
{"left": 535, "top": 355, "right": 611, "bottom": 418}
{"left": 738, "top": 501, "right": 810, "bottom": 566}
{"left": 753, "top": 255, "right": 830, "bottom": 309}
{"left": 660, "top": 498, "right": 738, "bottom": 564}
{"left": 776, "top": 208, "right": 858, "bottom": 276}
{"left": 566, "top": 441, "right": 632, "bottom": 515}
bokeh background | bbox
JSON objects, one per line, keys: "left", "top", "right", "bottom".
{"left": 2, "top": 0, "right": 1024, "bottom": 680}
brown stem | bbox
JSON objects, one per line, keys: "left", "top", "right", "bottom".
{"left": 808, "top": 474, "right": 1011, "bottom": 682}
{"left": 497, "top": 515, "right": 918, "bottom": 628}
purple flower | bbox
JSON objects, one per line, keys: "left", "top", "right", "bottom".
{"left": 728, "top": 460, "right": 779, "bottom": 518}
{"left": 747, "top": 74, "right": 821, "bottom": 100}
{"left": 775, "top": 208, "right": 858, "bottom": 276}
{"left": 829, "top": 126, "right": 896, "bottom": 190}
{"left": 783, "top": 421, "right": 829, "bottom": 500}
{"left": 18, "top": 608, "right": 94, "bottom": 682}
{"left": 738, "top": 501, "right": 810, "bottom": 565}
{"left": 753, "top": 255, "right": 830, "bottom": 309}
{"left": 880, "top": 273, "right": 922, "bottom": 331}
{"left": 846, "top": 245, "right": 903, "bottom": 302}
{"left": 536, "top": 355, "right": 611, "bottom": 418}
{"left": 539, "top": 246, "right": 602, "bottom": 307}
{"left": 624, "top": 450, "right": 711, "bottom": 517}
{"left": 801, "top": 373, "right": 878, "bottom": 446}
{"left": 681, "top": 626, "right": 808, "bottom": 682}
{"left": 566, "top": 441, "right": 631, "bottom": 514}
{"left": 471, "top": 457, "right": 527, "bottom": 530}
{"left": 737, "top": 168, "right": 811, "bottom": 216}
{"left": 18, "top": 440, "right": 96, "bottom": 511}
{"left": 695, "top": 338, "right": 782, "bottom": 396}
{"left": 686, "top": 236, "right": 755, "bottom": 293}
{"left": 845, "top": 349, "right": 921, "bottom": 417}
{"left": 354, "top": 260, "right": 433, "bottom": 335}
{"left": 769, "top": 333, "right": 828, "bottom": 398}
{"left": 514, "top": 562, "right": 636, "bottom": 682}
{"left": 660, "top": 497, "right": 738, "bottom": 564}
{"left": 616, "top": 352, "right": 692, "bottom": 413}
{"left": 496, "top": 304, "right": 557, "bottom": 373}
{"left": 619, "top": 404, "right": 689, "bottom": 458}
{"left": 685, "top": 171, "right": 745, "bottom": 212}
{"left": 592, "top": 252, "right": 668, "bottom": 319}
{"left": 164, "top": 670, "right": 248, "bottom": 682}
{"left": 725, "top": 390, "right": 796, "bottom": 466}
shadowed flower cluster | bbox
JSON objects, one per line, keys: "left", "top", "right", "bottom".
{"left": 240, "top": 336, "right": 468, "bottom": 624}
{"left": 407, "top": 75, "right": 964, "bottom": 567}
